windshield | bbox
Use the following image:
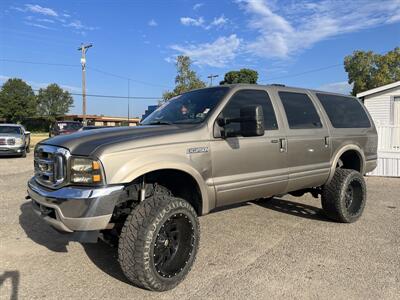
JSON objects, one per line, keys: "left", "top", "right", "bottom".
{"left": 0, "top": 126, "right": 21, "bottom": 135}
{"left": 141, "top": 87, "right": 229, "bottom": 125}
{"left": 57, "top": 122, "right": 82, "bottom": 131}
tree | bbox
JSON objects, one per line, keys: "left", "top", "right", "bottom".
{"left": 0, "top": 78, "right": 36, "bottom": 123}
{"left": 344, "top": 47, "right": 400, "bottom": 96}
{"left": 220, "top": 68, "right": 258, "bottom": 85}
{"left": 37, "top": 83, "right": 73, "bottom": 120}
{"left": 163, "top": 56, "right": 206, "bottom": 100}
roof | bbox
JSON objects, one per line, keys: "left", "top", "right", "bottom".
{"left": 356, "top": 81, "right": 400, "bottom": 98}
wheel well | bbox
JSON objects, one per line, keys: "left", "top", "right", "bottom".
{"left": 337, "top": 150, "right": 362, "bottom": 172}
{"left": 144, "top": 169, "right": 203, "bottom": 215}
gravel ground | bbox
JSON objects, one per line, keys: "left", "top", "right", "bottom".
{"left": 0, "top": 153, "right": 399, "bottom": 299}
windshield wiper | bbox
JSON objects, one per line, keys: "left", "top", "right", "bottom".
{"left": 147, "top": 120, "right": 173, "bottom": 125}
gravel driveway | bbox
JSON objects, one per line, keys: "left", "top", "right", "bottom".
{"left": 1, "top": 153, "right": 399, "bottom": 299}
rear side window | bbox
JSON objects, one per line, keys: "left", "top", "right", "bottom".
{"left": 221, "top": 89, "right": 278, "bottom": 131}
{"left": 279, "top": 91, "right": 322, "bottom": 129}
{"left": 316, "top": 93, "right": 371, "bottom": 128}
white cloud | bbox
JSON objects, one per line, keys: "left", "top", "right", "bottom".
{"left": 37, "top": 18, "right": 55, "bottom": 23}
{"left": 210, "top": 15, "right": 228, "bottom": 27}
{"left": 169, "top": 34, "right": 241, "bottom": 67}
{"left": 24, "top": 22, "right": 52, "bottom": 30}
{"left": 64, "top": 20, "right": 97, "bottom": 31}
{"left": 193, "top": 3, "right": 204, "bottom": 10}
{"left": 318, "top": 81, "right": 353, "bottom": 95}
{"left": 238, "top": 0, "right": 400, "bottom": 58}
{"left": 148, "top": 19, "right": 158, "bottom": 26}
{"left": 180, "top": 16, "right": 204, "bottom": 27}
{"left": 180, "top": 15, "right": 229, "bottom": 29}
{"left": 25, "top": 4, "right": 58, "bottom": 17}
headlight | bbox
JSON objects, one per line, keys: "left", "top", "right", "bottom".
{"left": 70, "top": 157, "right": 103, "bottom": 184}
{"left": 14, "top": 138, "right": 23, "bottom": 146}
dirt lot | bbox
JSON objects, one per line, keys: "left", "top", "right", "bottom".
{"left": 0, "top": 153, "right": 399, "bottom": 300}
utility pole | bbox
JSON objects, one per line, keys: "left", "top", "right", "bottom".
{"left": 127, "top": 78, "right": 130, "bottom": 125}
{"left": 78, "top": 43, "right": 93, "bottom": 125}
{"left": 207, "top": 74, "right": 219, "bottom": 86}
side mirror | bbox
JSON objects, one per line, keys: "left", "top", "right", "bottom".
{"left": 239, "top": 105, "right": 264, "bottom": 137}
{"left": 25, "top": 131, "right": 31, "bottom": 135}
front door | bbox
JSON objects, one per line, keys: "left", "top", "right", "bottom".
{"left": 210, "top": 89, "right": 289, "bottom": 207}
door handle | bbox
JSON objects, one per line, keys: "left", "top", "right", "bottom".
{"left": 324, "top": 136, "right": 330, "bottom": 148}
{"left": 279, "top": 138, "right": 287, "bottom": 152}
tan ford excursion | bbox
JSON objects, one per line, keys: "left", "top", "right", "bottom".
{"left": 27, "top": 84, "right": 377, "bottom": 291}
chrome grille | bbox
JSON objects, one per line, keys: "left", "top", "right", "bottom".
{"left": 0, "top": 138, "right": 16, "bottom": 145}
{"left": 34, "top": 145, "right": 69, "bottom": 188}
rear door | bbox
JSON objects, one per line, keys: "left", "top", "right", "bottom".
{"left": 210, "top": 88, "right": 289, "bottom": 207}
{"left": 274, "top": 89, "right": 331, "bottom": 191}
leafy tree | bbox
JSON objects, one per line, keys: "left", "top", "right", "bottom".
{"left": 163, "top": 56, "right": 206, "bottom": 100}
{"left": 344, "top": 47, "right": 400, "bottom": 96}
{"left": 0, "top": 78, "right": 36, "bottom": 123}
{"left": 37, "top": 83, "right": 73, "bottom": 120}
{"left": 220, "top": 68, "right": 258, "bottom": 85}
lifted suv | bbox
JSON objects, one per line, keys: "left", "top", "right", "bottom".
{"left": 27, "top": 84, "right": 377, "bottom": 291}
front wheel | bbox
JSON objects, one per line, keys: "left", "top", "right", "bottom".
{"left": 118, "top": 193, "right": 200, "bottom": 291}
{"left": 321, "top": 169, "right": 366, "bottom": 223}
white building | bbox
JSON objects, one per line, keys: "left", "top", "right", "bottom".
{"left": 357, "top": 81, "right": 400, "bottom": 177}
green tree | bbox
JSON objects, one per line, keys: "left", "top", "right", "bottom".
{"left": 37, "top": 83, "right": 73, "bottom": 120}
{"left": 344, "top": 47, "right": 400, "bottom": 96}
{"left": 220, "top": 68, "right": 258, "bottom": 85}
{"left": 163, "top": 55, "right": 206, "bottom": 100}
{"left": 0, "top": 78, "right": 37, "bottom": 123}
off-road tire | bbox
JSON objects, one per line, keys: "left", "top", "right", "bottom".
{"left": 321, "top": 169, "right": 366, "bottom": 223}
{"left": 118, "top": 192, "right": 200, "bottom": 291}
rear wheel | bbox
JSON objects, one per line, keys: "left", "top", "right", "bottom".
{"left": 118, "top": 192, "right": 200, "bottom": 291}
{"left": 321, "top": 169, "right": 366, "bottom": 223}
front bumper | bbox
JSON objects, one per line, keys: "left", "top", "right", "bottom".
{"left": 27, "top": 178, "right": 124, "bottom": 233}
{"left": 0, "top": 146, "right": 25, "bottom": 155}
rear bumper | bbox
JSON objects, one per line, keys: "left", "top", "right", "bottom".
{"left": 365, "top": 159, "right": 377, "bottom": 174}
{"left": 27, "top": 178, "right": 124, "bottom": 233}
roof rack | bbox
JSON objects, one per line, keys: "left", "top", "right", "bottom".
{"left": 270, "top": 84, "right": 286, "bottom": 87}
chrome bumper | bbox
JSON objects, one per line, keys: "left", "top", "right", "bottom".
{"left": 27, "top": 178, "right": 124, "bottom": 233}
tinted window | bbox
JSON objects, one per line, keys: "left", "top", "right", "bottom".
{"left": 142, "top": 87, "right": 229, "bottom": 125}
{"left": 279, "top": 92, "right": 322, "bottom": 129}
{"left": 316, "top": 93, "right": 371, "bottom": 128}
{"left": 221, "top": 89, "right": 278, "bottom": 133}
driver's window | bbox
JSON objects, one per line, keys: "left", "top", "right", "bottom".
{"left": 219, "top": 89, "right": 278, "bottom": 135}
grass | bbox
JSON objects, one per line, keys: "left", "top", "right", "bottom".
{"left": 30, "top": 133, "right": 48, "bottom": 148}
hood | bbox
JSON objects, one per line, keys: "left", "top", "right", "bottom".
{"left": 40, "top": 125, "right": 196, "bottom": 156}
{"left": 0, "top": 133, "right": 21, "bottom": 138}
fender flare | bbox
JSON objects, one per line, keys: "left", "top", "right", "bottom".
{"left": 118, "top": 162, "right": 212, "bottom": 215}
{"left": 327, "top": 144, "right": 365, "bottom": 184}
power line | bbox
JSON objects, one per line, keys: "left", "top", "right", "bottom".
{"left": 0, "top": 58, "right": 172, "bottom": 89}
{"left": 0, "top": 58, "right": 78, "bottom": 68}
{"left": 0, "top": 85, "right": 161, "bottom": 100}
{"left": 266, "top": 63, "right": 343, "bottom": 81}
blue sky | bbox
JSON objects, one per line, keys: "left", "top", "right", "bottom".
{"left": 1, "top": 0, "right": 399, "bottom": 118}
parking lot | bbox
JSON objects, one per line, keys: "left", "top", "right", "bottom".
{"left": 0, "top": 153, "right": 399, "bottom": 300}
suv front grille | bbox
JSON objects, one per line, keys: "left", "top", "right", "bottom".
{"left": 34, "top": 145, "right": 70, "bottom": 188}
{"left": 0, "top": 138, "right": 15, "bottom": 145}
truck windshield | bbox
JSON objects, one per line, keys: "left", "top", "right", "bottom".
{"left": 141, "top": 87, "right": 229, "bottom": 125}
{"left": 0, "top": 126, "right": 21, "bottom": 134}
